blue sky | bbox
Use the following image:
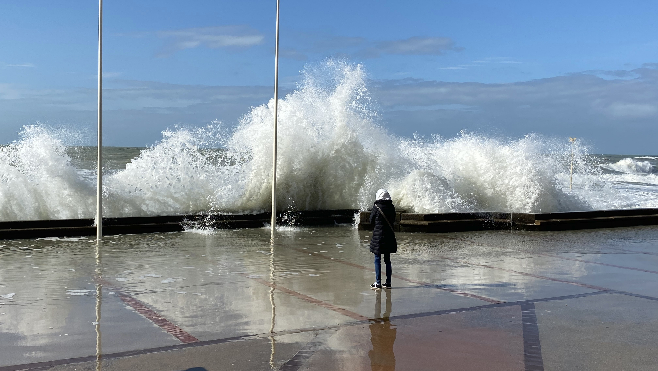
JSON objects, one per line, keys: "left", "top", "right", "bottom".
{"left": 1, "top": 0, "right": 657, "bottom": 153}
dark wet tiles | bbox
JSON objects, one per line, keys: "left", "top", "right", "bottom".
{"left": 299, "top": 305, "right": 525, "bottom": 371}
{"left": 129, "top": 277, "right": 354, "bottom": 341}
{"left": 456, "top": 254, "right": 656, "bottom": 294}
{"left": 553, "top": 252, "right": 658, "bottom": 275}
{"left": 536, "top": 293, "right": 658, "bottom": 371}
{"left": 0, "top": 288, "right": 179, "bottom": 368}
{"left": 41, "top": 332, "right": 315, "bottom": 371}
{"left": 394, "top": 259, "right": 596, "bottom": 303}
{"left": 349, "top": 285, "right": 489, "bottom": 318}
{"left": 269, "top": 250, "right": 500, "bottom": 314}
{"left": 3, "top": 226, "right": 658, "bottom": 370}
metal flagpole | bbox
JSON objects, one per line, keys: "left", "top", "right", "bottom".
{"left": 271, "top": 0, "right": 280, "bottom": 239}
{"left": 97, "top": 0, "right": 103, "bottom": 240}
{"left": 94, "top": 242, "right": 103, "bottom": 370}
{"left": 569, "top": 137, "right": 576, "bottom": 190}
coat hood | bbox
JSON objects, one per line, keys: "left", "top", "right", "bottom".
{"left": 376, "top": 189, "right": 391, "bottom": 201}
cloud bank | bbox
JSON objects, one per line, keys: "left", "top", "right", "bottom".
{"left": 372, "top": 65, "right": 658, "bottom": 153}
{"left": 284, "top": 35, "right": 462, "bottom": 60}
{"left": 0, "top": 65, "right": 656, "bottom": 153}
{"left": 156, "top": 26, "right": 264, "bottom": 57}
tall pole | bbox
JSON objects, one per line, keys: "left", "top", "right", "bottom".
{"left": 97, "top": 0, "right": 103, "bottom": 240}
{"left": 271, "top": 0, "right": 280, "bottom": 238}
{"left": 569, "top": 137, "right": 576, "bottom": 190}
{"left": 94, "top": 242, "right": 103, "bottom": 370}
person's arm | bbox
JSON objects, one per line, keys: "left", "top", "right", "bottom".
{"left": 370, "top": 205, "right": 376, "bottom": 224}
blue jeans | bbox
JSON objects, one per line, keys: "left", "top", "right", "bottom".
{"left": 374, "top": 253, "right": 392, "bottom": 285}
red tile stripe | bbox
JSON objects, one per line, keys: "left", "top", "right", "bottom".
{"left": 240, "top": 274, "right": 368, "bottom": 321}
{"left": 293, "top": 248, "right": 503, "bottom": 304}
{"left": 95, "top": 277, "right": 199, "bottom": 344}
{"left": 116, "top": 293, "right": 200, "bottom": 343}
{"left": 389, "top": 274, "right": 503, "bottom": 304}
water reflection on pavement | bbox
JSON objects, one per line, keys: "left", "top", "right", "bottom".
{"left": 369, "top": 289, "right": 396, "bottom": 371}
{"left": 0, "top": 225, "right": 657, "bottom": 370}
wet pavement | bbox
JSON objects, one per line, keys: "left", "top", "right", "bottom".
{"left": 1, "top": 225, "right": 658, "bottom": 370}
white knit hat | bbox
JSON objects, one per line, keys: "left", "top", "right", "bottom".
{"left": 376, "top": 189, "right": 391, "bottom": 201}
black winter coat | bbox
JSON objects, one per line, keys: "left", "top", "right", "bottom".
{"left": 369, "top": 199, "right": 397, "bottom": 254}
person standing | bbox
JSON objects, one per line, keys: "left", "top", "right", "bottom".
{"left": 369, "top": 189, "right": 397, "bottom": 289}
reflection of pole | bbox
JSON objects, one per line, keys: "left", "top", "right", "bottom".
{"left": 270, "top": 0, "right": 280, "bottom": 239}
{"left": 95, "top": 241, "right": 102, "bottom": 370}
{"left": 96, "top": 0, "right": 103, "bottom": 241}
{"left": 569, "top": 137, "right": 576, "bottom": 190}
{"left": 269, "top": 243, "right": 276, "bottom": 368}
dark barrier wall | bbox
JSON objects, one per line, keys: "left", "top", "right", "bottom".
{"left": 2, "top": 208, "right": 658, "bottom": 240}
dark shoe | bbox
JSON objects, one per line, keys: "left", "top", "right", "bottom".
{"left": 382, "top": 282, "right": 391, "bottom": 289}
{"left": 370, "top": 282, "right": 382, "bottom": 289}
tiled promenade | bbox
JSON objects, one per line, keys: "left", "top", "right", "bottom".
{"left": 1, "top": 226, "right": 657, "bottom": 370}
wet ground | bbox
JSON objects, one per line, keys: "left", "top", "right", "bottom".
{"left": 1, "top": 225, "right": 658, "bottom": 370}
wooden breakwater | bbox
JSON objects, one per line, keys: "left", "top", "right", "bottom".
{"left": 357, "top": 208, "right": 658, "bottom": 232}
{"left": 1, "top": 208, "right": 657, "bottom": 240}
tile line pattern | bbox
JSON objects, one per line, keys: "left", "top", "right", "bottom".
{"left": 292, "top": 248, "right": 503, "bottom": 304}
{"left": 240, "top": 273, "right": 368, "bottom": 321}
{"left": 10, "top": 238, "right": 653, "bottom": 370}
{"left": 537, "top": 252, "right": 658, "bottom": 275}
{"left": 278, "top": 329, "right": 337, "bottom": 370}
{"left": 442, "top": 234, "right": 658, "bottom": 271}
{"left": 0, "top": 290, "right": 635, "bottom": 371}
{"left": 95, "top": 277, "right": 200, "bottom": 344}
{"left": 95, "top": 241, "right": 646, "bottom": 353}
{"left": 521, "top": 302, "right": 544, "bottom": 371}
{"left": 438, "top": 256, "right": 610, "bottom": 291}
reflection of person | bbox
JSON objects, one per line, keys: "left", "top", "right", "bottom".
{"left": 370, "top": 189, "right": 397, "bottom": 289}
{"left": 369, "top": 289, "right": 396, "bottom": 371}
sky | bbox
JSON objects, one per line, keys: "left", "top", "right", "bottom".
{"left": 1, "top": 0, "right": 657, "bottom": 154}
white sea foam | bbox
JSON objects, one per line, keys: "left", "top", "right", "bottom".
{"left": 602, "top": 158, "right": 654, "bottom": 174}
{"left": 0, "top": 125, "right": 96, "bottom": 221}
{"left": 1, "top": 60, "right": 657, "bottom": 220}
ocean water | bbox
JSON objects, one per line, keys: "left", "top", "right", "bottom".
{"left": 1, "top": 60, "right": 657, "bottom": 222}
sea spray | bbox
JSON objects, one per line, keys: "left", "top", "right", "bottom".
{"left": 0, "top": 125, "right": 95, "bottom": 220}
{"left": 105, "top": 125, "right": 236, "bottom": 217}
{"left": 393, "top": 133, "right": 591, "bottom": 213}
{"left": 228, "top": 60, "right": 389, "bottom": 211}
{"left": 603, "top": 158, "right": 655, "bottom": 174}
{"left": 1, "top": 60, "right": 657, "bottom": 221}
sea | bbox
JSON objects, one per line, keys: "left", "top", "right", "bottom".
{"left": 1, "top": 61, "right": 657, "bottom": 222}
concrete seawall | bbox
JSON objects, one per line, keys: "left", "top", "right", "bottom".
{"left": 1, "top": 208, "right": 657, "bottom": 240}
{"left": 358, "top": 208, "right": 658, "bottom": 232}
{"left": 0, "top": 210, "right": 358, "bottom": 240}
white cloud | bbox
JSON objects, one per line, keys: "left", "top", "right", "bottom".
{"left": 5, "top": 63, "right": 35, "bottom": 68}
{"left": 440, "top": 57, "right": 522, "bottom": 71}
{"left": 371, "top": 65, "right": 658, "bottom": 153}
{"left": 2, "top": 64, "right": 657, "bottom": 152}
{"left": 370, "top": 37, "right": 461, "bottom": 56}
{"left": 606, "top": 103, "right": 658, "bottom": 118}
{"left": 281, "top": 35, "right": 461, "bottom": 60}
{"left": 156, "top": 26, "right": 264, "bottom": 57}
